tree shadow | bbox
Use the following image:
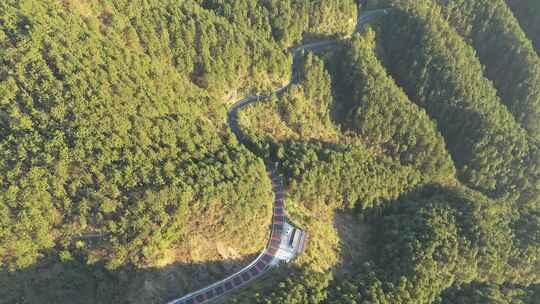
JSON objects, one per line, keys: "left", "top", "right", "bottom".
{"left": 0, "top": 251, "right": 263, "bottom": 304}
{"left": 300, "top": 32, "right": 340, "bottom": 44}
{"left": 332, "top": 210, "right": 373, "bottom": 277}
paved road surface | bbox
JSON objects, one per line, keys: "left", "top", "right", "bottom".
{"left": 166, "top": 9, "right": 388, "bottom": 304}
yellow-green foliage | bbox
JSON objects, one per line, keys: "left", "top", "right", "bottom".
{"left": 199, "top": 0, "right": 358, "bottom": 47}
{"left": 229, "top": 2, "right": 539, "bottom": 303}
{"left": 288, "top": 201, "right": 340, "bottom": 273}
{"left": 239, "top": 53, "right": 341, "bottom": 142}
{"left": 2, "top": 0, "right": 539, "bottom": 303}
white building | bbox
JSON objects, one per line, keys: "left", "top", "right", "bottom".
{"left": 274, "top": 222, "right": 307, "bottom": 263}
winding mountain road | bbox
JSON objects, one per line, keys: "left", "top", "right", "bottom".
{"left": 166, "top": 9, "right": 388, "bottom": 304}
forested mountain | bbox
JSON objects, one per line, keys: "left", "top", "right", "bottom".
{"left": 369, "top": 0, "right": 539, "bottom": 283}
{"left": 372, "top": 0, "right": 538, "bottom": 204}
{"left": 232, "top": 1, "right": 539, "bottom": 303}
{"left": 507, "top": 0, "right": 540, "bottom": 54}
{"left": 0, "top": 0, "right": 357, "bottom": 302}
{"left": 0, "top": 0, "right": 285, "bottom": 272}
{"left": 335, "top": 30, "right": 455, "bottom": 181}
{"left": 433, "top": 0, "right": 540, "bottom": 141}
{"left": 441, "top": 283, "right": 540, "bottom": 304}
{"left": 197, "top": 0, "right": 357, "bottom": 47}
{"left": 238, "top": 53, "right": 424, "bottom": 211}
{"left": 233, "top": 183, "right": 540, "bottom": 304}
{"left": 1, "top": 0, "right": 538, "bottom": 303}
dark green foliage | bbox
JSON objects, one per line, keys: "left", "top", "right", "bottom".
{"left": 2, "top": 0, "right": 539, "bottom": 303}
{"left": 238, "top": 53, "right": 424, "bottom": 210}
{"left": 236, "top": 26, "right": 538, "bottom": 300}
{"left": 229, "top": 185, "right": 540, "bottom": 304}
{"left": 231, "top": 267, "right": 332, "bottom": 304}
{"left": 0, "top": 255, "right": 125, "bottom": 304}
{"left": 434, "top": 0, "right": 540, "bottom": 141}
{"left": 441, "top": 283, "right": 540, "bottom": 304}
{"left": 507, "top": 0, "right": 540, "bottom": 54}
{"left": 199, "top": 0, "right": 358, "bottom": 47}
{"left": 368, "top": 6, "right": 540, "bottom": 294}
{"left": 281, "top": 141, "right": 422, "bottom": 210}
{"left": 330, "top": 187, "right": 475, "bottom": 303}
{"left": 337, "top": 29, "right": 455, "bottom": 180}
{"left": 373, "top": 0, "right": 539, "bottom": 208}
{"left": 0, "top": 0, "right": 355, "bottom": 271}
{"left": 363, "top": 185, "right": 537, "bottom": 295}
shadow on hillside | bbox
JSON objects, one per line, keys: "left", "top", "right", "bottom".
{"left": 300, "top": 32, "right": 340, "bottom": 44}
{"left": 332, "top": 211, "right": 374, "bottom": 276}
{"left": 0, "top": 251, "right": 262, "bottom": 304}
{"left": 1, "top": 172, "right": 460, "bottom": 304}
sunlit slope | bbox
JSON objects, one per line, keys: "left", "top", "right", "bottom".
{"left": 237, "top": 53, "right": 425, "bottom": 211}
{"left": 229, "top": 3, "right": 540, "bottom": 303}
{"left": 234, "top": 49, "right": 428, "bottom": 298}
{"left": 197, "top": 0, "right": 358, "bottom": 47}
{"left": 0, "top": 0, "right": 290, "bottom": 271}
{"left": 0, "top": 0, "right": 363, "bottom": 303}
{"left": 1, "top": 1, "right": 538, "bottom": 304}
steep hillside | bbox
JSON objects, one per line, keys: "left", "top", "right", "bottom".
{"left": 238, "top": 52, "right": 425, "bottom": 211}
{"left": 230, "top": 3, "right": 539, "bottom": 303}
{"left": 230, "top": 49, "right": 433, "bottom": 288}
{"left": 198, "top": 0, "right": 358, "bottom": 47}
{"left": 374, "top": 0, "right": 538, "bottom": 209}
{"left": 507, "top": 0, "right": 540, "bottom": 54}
{"left": 371, "top": 0, "right": 539, "bottom": 280}
{"left": 1, "top": 1, "right": 538, "bottom": 304}
{"left": 335, "top": 30, "right": 455, "bottom": 181}
{"left": 0, "top": 0, "right": 357, "bottom": 303}
{"left": 233, "top": 182, "right": 539, "bottom": 304}
{"left": 0, "top": 0, "right": 281, "bottom": 272}
{"left": 433, "top": 0, "right": 540, "bottom": 141}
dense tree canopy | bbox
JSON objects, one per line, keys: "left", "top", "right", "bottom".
{"left": 433, "top": 0, "right": 540, "bottom": 141}
{"left": 238, "top": 52, "right": 425, "bottom": 211}
{"left": 336, "top": 29, "right": 455, "bottom": 181}
{"left": 2, "top": 0, "right": 538, "bottom": 303}
{"left": 231, "top": 2, "right": 539, "bottom": 303}
{"left": 441, "top": 283, "right": 540, "bottom": 304}
{"left": 372, "top": 0, "right": 539, "bottom": 212}
{"left": 507, "top": 0, "right": 540, "bottom": 55}
{"left": 198, "top": 0, "right": 357, "bottom": 47}
{"left": 0, "top": 0, "right": 284, "bottom": 271}
{"left": 232, "top": 184, "right": 539, "bottom": 304}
